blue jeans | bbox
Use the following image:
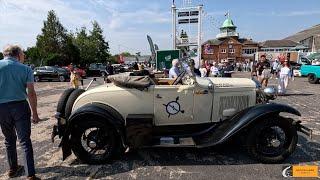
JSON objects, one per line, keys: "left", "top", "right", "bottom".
{"left": 0, "top": 100, "right": 35, "bottom": 176}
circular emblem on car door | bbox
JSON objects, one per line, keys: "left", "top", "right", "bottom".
{"left": 163, "top": 96, "right": 185, "bottom": 118}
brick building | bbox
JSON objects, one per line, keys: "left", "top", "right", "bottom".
{"left": 202, "top": 16, "right": 259, "bottom": 63}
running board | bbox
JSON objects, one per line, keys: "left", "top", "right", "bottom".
{"left": 150, "top": 137, "right": 196, "bottom": 147}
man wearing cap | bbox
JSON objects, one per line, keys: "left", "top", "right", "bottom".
{"left": 0, "top": 45, "right": 40, "bottom": 179}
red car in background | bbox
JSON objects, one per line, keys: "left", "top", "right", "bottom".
{"left": 63, "top": 66, "right": 87, "bottom": 78}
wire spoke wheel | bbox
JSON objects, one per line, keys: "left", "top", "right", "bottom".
{"left": 71, "top": 120, "right": 119, "bottom": 164}
{"left": 246, "top": 117, "right": 297, "bottom": 163}
{"left": 256, "top": 126, "right": 287, "bottom": 157}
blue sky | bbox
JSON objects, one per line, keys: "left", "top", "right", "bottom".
{"left": 0, "top": 0, "right": 320, "bottom": 55}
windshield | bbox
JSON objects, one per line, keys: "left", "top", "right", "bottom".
{"left": 178, "top": 57, "right": 195, "bottom": 77}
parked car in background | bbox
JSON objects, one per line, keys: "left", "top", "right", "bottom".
{"left": 300, "top": 64, "right": 320, "bottom": 84}
{"left": 87, "top": 63, "right": 106, "bottom": 77}
{"left": 63, "top": 66, "right": 87, "bottom": 78}
{"left": 33, "top": 66, "right": 69, "bottom": 82}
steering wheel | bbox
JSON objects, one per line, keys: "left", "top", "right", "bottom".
{"left": 173, "top": 71, "right": 186, "bottom": 85}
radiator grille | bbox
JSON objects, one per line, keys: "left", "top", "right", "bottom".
{"left": 219, "top": 96, "right": 249, "bottom": 116}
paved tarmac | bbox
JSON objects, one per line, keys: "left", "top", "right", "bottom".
{"left": 0, "top": 73, "right": 319, "bottom": 179}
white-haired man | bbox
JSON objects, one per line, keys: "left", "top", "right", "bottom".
{"left": 169, "top": 59, "right": 180, "bottom": 79}
{"left": 0, "top": 45, "right": 40, "bottom": 180}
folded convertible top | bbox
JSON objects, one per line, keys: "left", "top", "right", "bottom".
{"left": 108, "top": 74, "right": 153, "bottom": 89}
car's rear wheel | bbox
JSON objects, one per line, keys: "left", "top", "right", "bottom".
{"left": 34, "top": 76, "right": 40, "bottom": 82}
{"left": 308, "top": 74, "right": 318, "bottom": 84}
{"left": 59, "top": 75, "right": 66, "bottom": 82}
{"left": 246, "top": 116, "right": 297, "bottom": 163}
{"left": 70, "top": 120, "right": 119, "bottom": 164}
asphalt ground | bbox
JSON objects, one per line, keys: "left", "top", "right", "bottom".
{"left": 0, "top": 72, "right": 319, "bottom": 179}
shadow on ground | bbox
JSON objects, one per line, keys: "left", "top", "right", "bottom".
{"left": 33, "top": 134, "right": 319, "bottom": 179}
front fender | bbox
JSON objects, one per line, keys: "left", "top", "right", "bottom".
{"left": 60, "top": 103, "right": 125, "bottom": 160}
{"left": 197, "top": 103, "right": 300, "bottom": 147}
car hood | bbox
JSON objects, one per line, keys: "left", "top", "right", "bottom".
{"left": 208, "top": 77, "right": 256, "bottom": 89}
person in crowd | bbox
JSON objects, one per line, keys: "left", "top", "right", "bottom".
{"left": 133, "top": 62, "right": 139, "bottom": 70}
{"left": 70, "top": 66, "right": 80, "bottom": 89}
{"left": 188, "top": 59, "right": 201, "bottom": 77}
{"left": 246, "top": 61, "right": 251, "bottom": 72}
{"left": 169, "top": 59, "right": 180, "bottom": 79}
{"left": 199, "top": 64, "right": 207, "bottom": 77}
{"left": 0, "top": 45, "right": 40, "bottom": 180}
{"left": 210, "top": 63, "right": 219, "bottom": 77}
{"left": 257, "top": 55, "right": 271, "bottom": 87}
{"left": 271, "top": 59, "right": 280, "bottom": 79}
{"left": 106, "top": 62, "right": 114, "bottom": 76}
{"left": 251, "top": 61, "right": 257, "bottom": 78}
{"left": 204, "top": 60, "right": 210, "bottom": 76}
{"left": 278, "top": 60, "right": 293, "bottom": 95}
{"left": 222, "top": 61, "right": 234, "bottom": 78}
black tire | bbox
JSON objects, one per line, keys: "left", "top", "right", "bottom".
{"left": 246, "top": 116, "right": 297, "bottom": 163}
{"left": 56, "top": 88, "right": 75, "bottom": 116}
{"left": 59, "top": 75, "right": 66, "bottom": 82}
{"left": 65, "top": 89, "right": 85, "bottom": 118}
{"left": 101, "top": 71, "right": 106, "bottom": 77}
{"left": 308, "top": 74, "right": 318, "bottom": 84}
{"left": 70, "top": 119, "right": 120, "bottom": 164}
{"left": 34, "top": 76, "right": 40, "bottom": 82}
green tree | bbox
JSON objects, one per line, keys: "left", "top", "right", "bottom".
{"left": 36, "top": 10, "right": 79, "bottom": 66}
{"left": 25, "top": 47, "right": 41, "bottom": 66}
{"left": 0, "top": 52, "right": 3, "bottom": 59}
{"left": 120, "top": 52, "right": 132, "bottom": 57}
{"left": 74, "top": 27, "right": 95, "bottom": 66}
{"left": 89, "top": 21, "right": 111, "bottom": 63}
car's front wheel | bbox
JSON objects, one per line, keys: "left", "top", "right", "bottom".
{"left": 70, "top": 120, "right": 120, "bottom": 164}
{"left": 246, "top": 116, "right": 297, "bottom": 163}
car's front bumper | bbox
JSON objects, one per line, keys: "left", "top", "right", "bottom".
{"left": 51, "top": 112, "right": 67, "bottom": 143}
{"left": 294, "top": 120, "right": 313, "bottom": 139}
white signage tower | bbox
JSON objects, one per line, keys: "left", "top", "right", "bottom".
{"left": 171, "top": 0, "right": 203, "bottom": 68}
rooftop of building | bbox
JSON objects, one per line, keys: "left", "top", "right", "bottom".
{"left": 203, "top": 37, "right": 258, "bottom": 46}
{"left": 259, "top": 40, "right": 300, "bottom": 48}
{"left": 284, "top": 24, "right": 320, "bottom": 42}
{"left": 221, "top": 17, "right": 236, "bottom": 29}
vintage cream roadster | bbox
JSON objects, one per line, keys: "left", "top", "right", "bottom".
{"left": 52, "top": 61, "right": 312, "bottom": 164}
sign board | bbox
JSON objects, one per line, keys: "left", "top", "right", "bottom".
{"left": 156, "top": 50, "right": 180, "bottom": 70}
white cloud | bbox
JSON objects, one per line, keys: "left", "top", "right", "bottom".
{"left": 0, "top": 0, "right": 172, "bottom": 54}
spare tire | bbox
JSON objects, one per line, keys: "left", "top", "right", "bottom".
{"left": 56, "top": 88, "right": 75, "bottom": 116}
{"left": 65, "top": 89, "right": 86, "bottom": 118}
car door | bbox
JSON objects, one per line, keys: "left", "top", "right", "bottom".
{"left": 154, "top": 84, "right": 194, "bottom": 126}
{"left": 46, "top": 66, "right": 58, "bottom": 80}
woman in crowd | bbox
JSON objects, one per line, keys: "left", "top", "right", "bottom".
{"left": 278, "top": 60, "right": 293, "bottom": 95}
{"left": 210, "top": 63, "right": 219, "bottom": 77}
{"left": 199, "top": 64, "right": 208, "bottom": 77}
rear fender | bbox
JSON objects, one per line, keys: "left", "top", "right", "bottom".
{"left": 60, "top": 103, "right": 125, "bottom": 160}
{"left": 197, "top": 103, "right": 301, "bottom": 147}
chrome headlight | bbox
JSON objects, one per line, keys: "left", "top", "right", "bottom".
{"left": 263, "top": 87, "right": 277, "bottom": 100}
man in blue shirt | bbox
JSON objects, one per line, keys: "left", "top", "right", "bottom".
{"left": 0, "top": 45, "right": 40, "bottom": 179}
{"left": 169, "top": 59, "right": 180, "bottom": 79}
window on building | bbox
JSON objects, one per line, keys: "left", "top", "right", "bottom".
{"left": 229, "top": 49, "right": 235, "bottom": 53}
{"left": 221, "top": 49, "right": 226, "bottom": 53}
{"left": 242, "top": 48, "right": 257, "bottom": 54}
